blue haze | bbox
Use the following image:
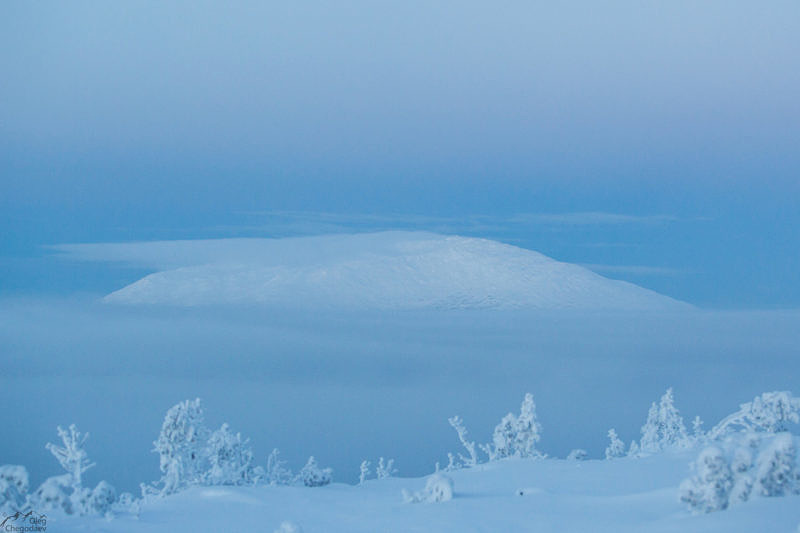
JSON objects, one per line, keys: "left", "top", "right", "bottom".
{"left": 1, "top": 0, "right": 800, "bottom": 498}
{"left": 1, "top": 0, "right": 799, "bottom": 307}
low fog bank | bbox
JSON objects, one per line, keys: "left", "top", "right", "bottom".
{"left": 1, "top": 298, "right": 798, "bottom": 492}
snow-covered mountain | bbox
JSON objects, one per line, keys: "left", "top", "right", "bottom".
{"left": 90, "top": 232, "right": 687, "bottom": 310}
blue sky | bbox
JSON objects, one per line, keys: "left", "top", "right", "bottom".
{"left": 2, "top": 1, "right": 799, "bottom": 307}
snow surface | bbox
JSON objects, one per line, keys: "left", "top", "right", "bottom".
{"left": 55, "top": 232, "right": 688, "bottom": 310}
{"left": 55, "top": 454, "right": 800, "bottom": 532}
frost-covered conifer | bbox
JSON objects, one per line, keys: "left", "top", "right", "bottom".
{"left": 487, "top": 393, "right": 543, "bottom": 460}
{"left": 376, "top": 457, "right": 397, "bottom": 479}
{"left": 266, "top": 449, "right": 293, "bottom": 486}
{"left": 514, "top": 394, "right": 542, "bottom": 458}
{"left": 679, "top": 446, "right": 733, "bottom": 513}
{"left": 448, "top": 416, "right": 478, "bottom": 467}
{"left": 205, "top": 423, "right": 256, "bottom": 486}
{"left": 755, "top": 433, "right": 799, "bottom": 497}
{"left": 639, "top": 388, "right": 690, "bottom": 453}
{"left": 297, "top": 457, "right": 332, "bottom": 487}
{"left": 605, "top": 429, "right": 625, "bottom": 460}
{"left": 153, "top": 399, "right": 210, "bottom": 494}
{"left": 490, "top": 413, "right": 517, "bottom": 460}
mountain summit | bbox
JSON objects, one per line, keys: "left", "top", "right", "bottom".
{"left": 99, "top": 232, "right": 687, "bottom": 310}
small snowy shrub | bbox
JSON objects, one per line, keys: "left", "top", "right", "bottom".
{"left": 485, "top": 393, "right": 543, "bottom": 460}
{"left": 627, "top": 440, "right": 640, "bottom": 457}
{"left": 639, "top": 388, "right": 690, "bottom": 453}
{"left": 0, "top": 465, "right": 28, "bottom": 513}
{"left": 266, "top": 449, "right": 293, "bottom": 486}
{"left": 358, "top": 460, "right": 371, "bottom": 485}
{"left": 679, "top": 446, "right": 733, "bottom": 513}
{"left": 709, "top": 391, "right": 800, "bottom": 440}
{"left": 567, "top": 449, "right": 587, "bottom": 461}
{"left": 88, "top": 480, "right": 117, "bottom": 516}
{"left": 205, "top": 423, "right": 257, "bottom": 486}
{"left": 297, "top": 457, "right": 332, "bottom": 487}
{"left": 402, "top": 473, "right": 454, "bottom": 503}
{"left": 153, "top": 399, "right": 210, "bottom": 494}
{"left": 679, "top": 432, "right": 800, "bottom": 513}
{"left": 376, "top": 457, "right": 397, "bottom": 479}
{"left": 112, "top": 492, "right": 141, "bottom": 517}
{"left": 754, "top": 433, "right": 799, "bottom": 497}
{"left": 605, "top": 429, "right": 625, "bottom": 460}
{"left": 692, "top": 416, "right": 705, "bottom": 442}
{"left": 30, "top": 474, "right": 74, "bottom": 514}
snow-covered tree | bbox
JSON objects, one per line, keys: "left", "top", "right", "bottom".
{"left": 605, "top": 429, "right": 625, "bottom": 460}
{"left": 358, "top": 460, "right": 371, "bottom": 485}
{"left": 205, "top": 423, "right": 257, "bottom": 486}
{"left": 448, "top": 416, "right": 478, "bottom": 467}
{"left": 679, "top": 446, "right": 733, "bottom": 513}
{"left": 639, "top": 388, "right": 690, "bottom": 453}
{"left": 376, "top": 457, "right": 397, "bottom": 479}
{"left": 709, "top": 392, "right": 800, "bottom": 440}
{"left": 153, "top": 399, "right": 210, "bottom": 494}
{"left": 30, "top": 474, "right": 74, "bottom": 514}
{"left": 489, "top": 413, "right": 517, "bottom": 460}
{"left": 0, "top": 465, "right": 28, "bottom": 514}
{"left": 297, "top": 457, "right": 332, "bottom": 487}
{"left": 486, "top": 393, "right": 543, "bottom": 460}
{"left": 46, "top": 425, "right": 95, "bottom": 490}
{"left": 37, "top": 424, "right": 115, "bottom": 516}
{"left": 754, "top": 433, "right": 799, "bottom": 497}
{"left": 266, "top": 449, "right": 293, "bottom": 486}
{"left": 567, "top": 449, "right": 587, "bottom": 461}
{"left": 514, "top": 394, "right": 543, "bottom": 458}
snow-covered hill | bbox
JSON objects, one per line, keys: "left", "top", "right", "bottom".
{"left": 64, "top": 232, "right": 687, "bottom": 310}
{"left": 55, "top": 454, "right": 799, "bottom": 533}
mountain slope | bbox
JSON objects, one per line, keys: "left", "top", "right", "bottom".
{"left": 95, "top": 232, "right": 686, "bottom": 310}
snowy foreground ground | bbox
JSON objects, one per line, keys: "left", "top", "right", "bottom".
{"left": 56, "top": 454, "right": 799, "bottom": 533}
